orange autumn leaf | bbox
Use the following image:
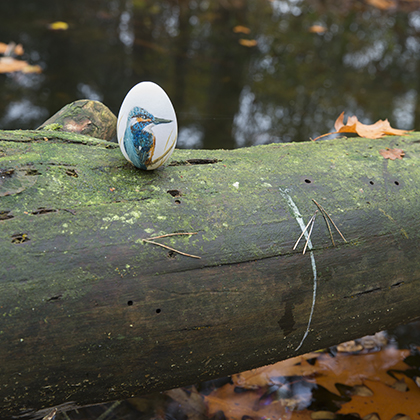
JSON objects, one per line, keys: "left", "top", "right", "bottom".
{"left": 0, "top": 57, "right": 28, "bottom": 73}
{"left": 333, "top": 111, "right": 409, "bottom": 139}
{"left": 337, "top": 377, "right": 420, "bottom": 420}
{"left": 233, "top": 25, "right": 251, "bottom": 34}
{"left": 379, "top": 148, "right": 405, "bottom": 160}
{"left": 314, "top": 112, "right": 410, "bottom": 141}
{"left": 239, "top": 39, "right": 258, "bottom": 47}
{"left": 0, "top": 57, "right": 41, "bottom": 74}
{"left": 232, "top": 347, "right": 411, "bottom": 396}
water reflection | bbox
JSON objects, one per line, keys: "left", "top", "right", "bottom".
{"left": 0, "top": 0, "right": 418, "bottom": 148}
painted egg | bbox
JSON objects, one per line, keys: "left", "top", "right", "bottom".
{"left": 117, "top": 82, "right": 178, "bottom": 170}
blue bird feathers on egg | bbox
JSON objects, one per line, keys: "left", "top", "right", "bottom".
{"left": 118, "top": 82, "right": 177, "bottom": 170}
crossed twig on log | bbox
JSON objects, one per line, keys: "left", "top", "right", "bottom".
{"left": 143, "top": 232, "right": 201, "bottom": 259}
{"left": 293, "top": 200, "right": 347, "bottom": 254}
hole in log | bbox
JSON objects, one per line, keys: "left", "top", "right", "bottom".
{"left": 168, "top": 158, "right": 220, "bottom": 166}
{"left": 174, "top": 199, "right": 181, "bottom": 205}
{"left": 394, "top": 181, "right": 400, "bottom": 186}
{"left": 11, "top": 233, "right": 30, "bottom": 244}
{"left": 0, "top": 210, "right": 13, "bottom": 220}
{"left": 25, "top": 168, "right": 40, "bottom": 176}
{"left": 369, "top": 180, "right": 374, "bottom": 185}
{"left": 47, "top": 295, "right": 62, "bottom": 302}
{"left": 0, "top": 168, "right": 14, "bottom": 177}
{"left": 156, "top": 308, "right": 161, "bottom": 314}
{"left": 304, "top": 179, "right": 312, "bottom": 184}
{"left": 127, "top": 300, "right": 133, "bottom": 306}
{"left": 32, "top": 207, "right": 58, "bottom": 215}
{"left": 167, "top": 250, "right": 177, "bottom": 259}
{"left": 65, "top": 169, "right": 78, "bottom": 178}
{"left": 167, "top": 189, "right": 181, "bottom": 197}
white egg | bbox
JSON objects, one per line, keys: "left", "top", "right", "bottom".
{"left": 117, "top": 82, "right": 178, "bottom": 170}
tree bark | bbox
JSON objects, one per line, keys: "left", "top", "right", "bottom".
{"left": 0, "top": 129, "right": 419, "bottom": 418}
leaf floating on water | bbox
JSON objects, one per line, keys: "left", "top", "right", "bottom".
{"left": 379, "top": 148, "right": 405, "bottom": 160}
{"left": 366, "top": 0, "right": 397, "bottom": 10}
{"left": 0, "top": 42, "right": 24, "bottom": 55}
{"left": 337, "top": 378, "right": 420, "bottom": 420}
{"left": 239, "top": 39, "right": 258, "bottom": 47}
{"left": 233, "top": 25, "right": 251, "bottom": 34}
{"left": 309, "top": 24, "right": 327, "bottom": 33}
{"left": 48, "top": 21, "right": 69, "bottom": 31}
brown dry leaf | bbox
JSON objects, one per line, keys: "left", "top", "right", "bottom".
{"left": 233, "top": 25, "right": 251, "bottom": 34}
{"left": 309, "top": 25, "right": 327, "bottom": 33}
{"left": 239, "top": 39, "right": 258, "bottom": 47}
{"left": 233, "top": 347, "right": 411, "bottom": 396}
{"left": 379, "top": 148, "right": 405, "bottom": 160}
{"left": 337, "top": 378, "right": 420, "bottom": 420}
{"left": 333, "top": 111, "right": 409, "bottom": 139}
{"left": 205, "top": 381, "right": 313, "bottom": 420}
{"left": 166, "top": 387, "right": 206, "bottom": 420}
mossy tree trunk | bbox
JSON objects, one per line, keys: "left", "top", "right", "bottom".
{"left": 0, "top": 129, "right": 419, "bottom": 418}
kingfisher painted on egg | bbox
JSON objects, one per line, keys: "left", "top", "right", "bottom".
{"left": 117, "top": 81, "right": 178, "bottom": 170}
{"left": 123, "top": 106, "right": 172, "bottom": 170}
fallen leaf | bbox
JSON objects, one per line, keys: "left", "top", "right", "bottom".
{"left": 165, "top": 387, "right": 206, "bottom": 420}
{"left": 337, "top": 378, "right": 420, "bottom": 420}
{"left": 0, "top": 42, "right": 24, "bottom": 56}
{"left": 48, "top": 21, "right": 69, "bottom": 31}
{"left": 232, "top": 347, "right": 411, "bottom": 396}
{"left": 239, "top": 39, "right": 258, "bottom": 47}
{"left": 22, "top": 64, "right": 42, "bottom": 74}
{"left": 309, "top": 25, "right": 327, "bottom": 33}
{"left": 314, "top": 112, "right": 410, "bottom": 141}
{"left": 337, "top": 340, "right": 364, "bottom": 353}
{"left": 233, "top": 25, "right": 251, "bottom": 34}
{"left": 366, "top": 0, "right": 397, "bottom": 10}
{"left": 379, "top": 148, "right": 405, "bottom": 160}
{"left": 0, "top": 57, "right": 29, "bottom": 73}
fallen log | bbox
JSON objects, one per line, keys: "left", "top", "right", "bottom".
{"left": 0, "top": 127, "right": 419, "bottom": 419}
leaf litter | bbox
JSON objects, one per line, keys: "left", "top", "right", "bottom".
{"left": 124, "top": 331, "right": 420, "bottom": 420}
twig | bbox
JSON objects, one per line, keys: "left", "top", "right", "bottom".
{"left": 312, "top": 200, "right": 335, "bottom": 246}
{"left": 292, "top": 211, "right": 317, "bottom": 250}
{"left": 143, "top": 239, "right": 201, "bottom": 259}
{"left": 312, "top": 199, "right": 347, "bottom": 242}
{"left": 147, "top": 232, "right": 197, "bottom": 240}
{"left": 303, "top": 212, "right": 316, "bottom": 255}
{"left": 42, "top": 409, "right": 57, "bottom": 420}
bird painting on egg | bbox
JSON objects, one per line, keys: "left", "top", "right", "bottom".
{"left": 117, "top": 82, "right": 177, "bottom": 170}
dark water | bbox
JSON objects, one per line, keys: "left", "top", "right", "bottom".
{"left": 0, "top": 0, "right": 419, "bottom": 149}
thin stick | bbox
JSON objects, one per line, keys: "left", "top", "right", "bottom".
{"left": 143, "top": 239, "right": 201, "bottom": 259}
{"left": 303, "top": 213, "right": 316, "bottom": 255}
{"left": 312, "top": 199, "right": 347, "bottom": 242}
{"left": 292, "top": 211, "right": 317, "bottom": 250}
{"left": 312, "top": 200, "right": 335, "bottom": 246}
{"left": 147, "top": 232, "right": 197, "bottom": 240}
